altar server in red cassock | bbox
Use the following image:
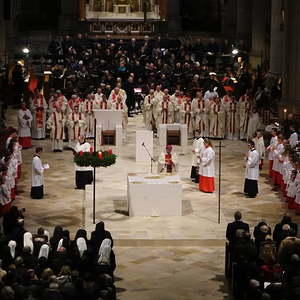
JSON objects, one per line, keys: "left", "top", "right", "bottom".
{"left": 267, "top": 128, "right": 278, "bottom": 177}
{"left": 199, "top": 139, "right": 215, "bottom": 193}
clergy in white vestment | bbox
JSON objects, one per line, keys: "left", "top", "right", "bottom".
{"left": 288, "top": 125, "right": 298, "bottom": 148}
{"left": 247, "top": 108, "right": 260, "bottom": 140}
{"left": 204, "top": 86, "right": 219, "bottom": 101}
{"left": 224, "top": 91, "right": 239, "bottom": 140}
{"left": 180, "top": 96, "right": 193, "bottom": 135}
{"left": 67, "top": 105, "right": 87, "bottom": 150}
{"left": 209, "top": 97, "right": 226, "bottom": 139}
{"left": 170, "top": 90, "right": 183, "bottom": 123}
{"left": 94, "top": 88, "right": 104, "bottom": 104}
{"left": 67, "top": 94, "right": 82, "bottom": 114}
{"left": 267, "top": 128, "right": 278, "bottom": 177}
{"left": 252, "top": 130, "right": 265, "bottom": 170}
{"left": 47, "top": 106, "right": 66, "bottom": 152}
{"left": 191, "top": 91, "right": 209, "bottom": 137}
{"left": 17, "top": 103, "right": 33, "bottom": 149}
{"left": 199, "top": 139, "right": 215, "bottom": 193}
{"left": 238, "top": 91, "right": 252, "bottom": 140}
{"left": 80, "top": 94, "right": 95, "bottom": 138}
{"left": 191, "top": 132, "right": 205, "bottom": 183}
{"left": 108, "top": 87, "right": 126, "bottom": 104}
{"left": 31, "top": 147, "right": 47, "bottom": 199}
{"left": 111, "top": 96, "right": 128, "bottom": 130}
{"left": 143, "top": 89, "right": 156, "bottom": 130}
{"left": 158, "top": 145, "right": 178, "bottom": 174}
{"left": 98, "top": 94, "right": 111, "bottom": 110}
{"left": 30, "top": 89, "right": 48, "bottom": 140}
{"left": 244, "top": 140, "right": 260, "bottom": 198}
{"left": 74, "top": 136, "right": 93, "bottom": 190}
{"left": 156, "top": 94, "right": 174, "bottom": 125}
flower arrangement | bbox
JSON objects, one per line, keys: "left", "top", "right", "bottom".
{"left": 74, "top": 149, "right": 117, "bottom": 168}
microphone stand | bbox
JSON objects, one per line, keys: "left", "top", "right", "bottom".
{"left": 142, "top": 143, "right": 155, "bottom": 173}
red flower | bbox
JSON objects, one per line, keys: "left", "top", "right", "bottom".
{"left": 98, "top": 152, "right": 103, "bottom": 159}
{"left": 108, "top": 149, "right": 113, "bottom": 155}
{"left": 79, "top": 151, "right": 83, "bottom": 157}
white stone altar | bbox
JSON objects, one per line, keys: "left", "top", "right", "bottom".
{"left": 158, "top": 124, "right": 188, "bottom": 154}
{"left": 127, "top": 173, "right": 182, "bottom": 217}
{"left": 135, "top": 130, "right": 153, "bottom": 163}
{"left": 93, "top": 110, "right": 123, "bottom": 147}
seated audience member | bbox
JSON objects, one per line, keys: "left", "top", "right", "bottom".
{"left": 226, "top": 211, "right": 250, "bottom": 249}
{"left": 273, "top": 215, "right": 298, "bottom": 243}
{"left": 90, "top": 221, "right": 114, "bottom": 252}
{"left": 253, "top": 221, "right": 272, "bottom": 249}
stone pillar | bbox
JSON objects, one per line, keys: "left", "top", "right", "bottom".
{"left": 236, "top": 0, "right": 252, "bottom": 39}
{"left": 0, "top": 0, "right": 6, "bottom": 64}
{"left": 167, "top": 0, "right": 181, "bottom": 32}
{"left": 282, "top": 0, "right": 300, "bottom": 113}
{"left": 250, "top": 0, "right": 271, "bottom": 69}
{"left": 269, "top": 0, "right": 284, "bottom": 75}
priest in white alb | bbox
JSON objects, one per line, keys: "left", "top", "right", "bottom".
{"left": 80, "top": 94, "right": 95, "bottom": 138}
{"left": 30, "top": 89, "right": 48, "bottom": 140}
{"left": 112, "top": 95, "right": 128, "bottom": 131}
{"left": 156, "top": 95, "right": 174, "bottom": 125}
{"left": 67, "top": 105, "right": 87, "bottom": 150}
{"left": 191, "top": 131, "right": 205, "bottom": 183}
{"left": 143, "top": 89, "right": 155, "bottom": 130}
{"left": 47, "top": 106, "right": 66, "bottom": 152}
{"left": 252, "top": 130, "right": 265, "bottom": 170}
{"left": 192, "top": 91, "right": 209, "bottom": 137}
{"left": 17, "top": 102, "right": 33, "bottom": 149}
{"left": 180, "top": 96, "right": 193, "bottom": 136}
{"left": 224, "top": 91, "right": 239, "bottom": 140}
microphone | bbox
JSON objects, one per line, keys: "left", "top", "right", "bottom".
{"left": 142, "top": 142, "right": 145, "bottom": 146}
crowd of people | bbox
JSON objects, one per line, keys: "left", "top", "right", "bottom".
{"left": 0, "top": 128, "right": 23, "bottom": 214}
{"left": 226, "top": 211, "right": 300, "bottom": 300}
{"left": 0, "top": 209, "right": 116, "bottom": 300}
{"left": 5, "top": 33, "right": 270, "bottom": 151}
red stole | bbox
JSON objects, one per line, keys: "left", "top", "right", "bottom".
{"left": 162, "top": 101, "right": 168, "bottom": 124}
{"left": 165, "top": 154, "right": 172, "bottom": 173}
{"left": 72, "top": 112, "right": 82, "bottom": 138}
{"left": 34, "top": 95, "right": 45, "bottom": 128}
{"left": 100, "top": 101, "right": 108, "bottom": 110}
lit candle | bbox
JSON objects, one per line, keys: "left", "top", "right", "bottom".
{"left": 108, "top": 149, "right": 113, "bottom": 155}
{"left": 90, "top": 147, "right": 94, "bottom": 153}
{"left": 98, "top": 151, "right": 103, "bottom": 159}
{"left": 283, "top": 108, "right": 287, "bottom": 120}
{"left": 79, "top": 151, "right": 83, "bottom": 157}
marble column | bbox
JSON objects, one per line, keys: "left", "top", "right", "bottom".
{"left": 282, "top": 0, "right": 300, "bottom": 113}
{"left": 167, "top": 0, "right": 181, "bottom": 32}
{"left": 269, "top": 0, "right": 284, "bottom": 75}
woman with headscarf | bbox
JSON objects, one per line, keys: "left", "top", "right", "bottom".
{"left": 90, "top": 221, "right": 113, "bottom": 253}
{"left": 8, "top": 240, "right": 17, "bottom": 260}
{"left": 76, "top": 237, "right": 87, "bottom": 258}
{"left": 50, "top": 226, "right": 63, "bottom": 251}
{"left": 38, "top": 244, "right": 50, "bottom": 260}
{"left": 95, "top": 238, "right": 116, "bottom": 277}
{"left": 23, "top": 232, "right": 34, "bottom": 254}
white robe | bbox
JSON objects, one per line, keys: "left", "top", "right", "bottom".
{"left": 67, "top": 112, "right": 87, "bottom": 149}
{"left": 209, "top": 102, "right": 225, "bottom": 139}
{"left": 247, "top": 112, "right": 260, "bottom": 139}
{"left": 191, "top": 98, "right": 209, "bottom": 137}
{"left": 289, "top": 132, "right": 298, "bottom": 148}
{"left": 272, "top": 143, "right": 284, "bottom": 173}
{"left": 32, "top": 155, "right": 44, "bottom": 187}
{"left": 30, "top": 95, "right": 48, "bottom": 139}
{"left": 245, "top": 149, "right": 259, "bottom": 180}
{"left": 143, "top": 95, "right": 155, "bottom": 129}
{"left": 192, "top": 137, "right": 204, "bottom": 167}
{"left": 156, "top": 100, "right": 174, "bottom": 125}
{"left": 253, "top": 136, "right": 265, "bottom": 161}
{"left": 267, "top": 136, "right": 278, "bottom": 161}
{"left": 238, "top": 97, "right": 251, "bottom": 139}
{"left": 180, "top": 102, "right": 193, "bottom": 134}
{"left": 200, "top": 146, "right": 215, "bottom": 177}
{"left": 18, "top": 109, "right": 33, "bottom": 137}
{"left": 225, "top": 100, "right": 239, "bottom": 140}
{"left": 80, "top": 100, "right": 95, "bottom": 138}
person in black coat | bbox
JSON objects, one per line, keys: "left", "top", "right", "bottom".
{"left": 273, "top": 215, "right": 298, "bottom": 243}
{"left": 123, "top": 76, "right": 135, "bottom": 116}
{"left": 90, "top": 221, "right": 113, "bottom": 254}
{"left": 226, "top": 211, "right": 250, "bottom": 249}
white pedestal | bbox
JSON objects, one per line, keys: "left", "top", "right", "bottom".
{"left": 127, "top": 173, "right": 182, "bottom": 216}
{"left": 136, "top": 130, "right": 153, "bottom": 162}
{"left": 96, "top": 124, "right": 123, "bottom": 148}
{"left": 158, "top": 123, "right": 188, "bottom": 154}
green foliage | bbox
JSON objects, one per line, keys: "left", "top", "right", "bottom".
{"left": 74, "top": 151, "right": 117, "bottom": 168}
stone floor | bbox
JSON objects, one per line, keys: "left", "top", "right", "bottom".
{"left": 4, "top": 108, "right": 300, "bottom": 300}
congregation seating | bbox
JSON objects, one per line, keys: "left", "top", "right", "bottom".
{"left": 0, "top": 208, "right": 116, "bottom": 300}
{"left": 225, "top": 212, "right": 300, "bottom": 300}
